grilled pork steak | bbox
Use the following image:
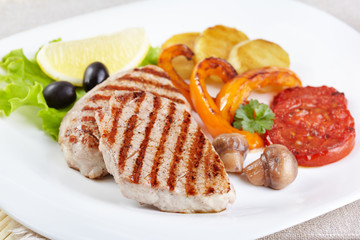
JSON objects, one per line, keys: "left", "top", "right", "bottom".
{"left": 58, "top": 65, "right": 189, "bottom": 179}
{"left": 95, "top": 91, "right": 235, "bottom": 213}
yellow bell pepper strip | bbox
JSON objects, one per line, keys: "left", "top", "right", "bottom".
{"left": 190, "top": 57, "right": 264, "bottom": 149}
{"left": 158, "top": 44, "right": 195, "bottom": 108}
{"left": 216, "top": 66, "right": 302, "bottom": 122}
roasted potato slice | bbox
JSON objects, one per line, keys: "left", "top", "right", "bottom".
{"left": 161, "top": 32, "right": 200, "bottom": 51}
{"left": 228, "top": 39, "right": 290, "bottom": 74}
{"left": 161, "top": 32, "right": 199, "bottom": 79}
{"left": 194, "top": 25, "right": 249, "bottom": 63}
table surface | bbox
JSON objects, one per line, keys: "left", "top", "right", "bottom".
{"left": 0, "top": 0, "right": 359, "bottom": 239}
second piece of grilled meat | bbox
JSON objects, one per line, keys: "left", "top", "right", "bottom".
{"left": 96, "top": 91, "right": 235, "bottom": 213}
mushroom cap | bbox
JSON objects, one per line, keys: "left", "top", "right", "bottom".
{"left": 212, "top": 133, "right": 249, "bottom": 172}
{"left": 213, "top": 133, "right": 249, "bottom": 155}
{"left": 261, "top": 144, "right": 298, "bottom": 190}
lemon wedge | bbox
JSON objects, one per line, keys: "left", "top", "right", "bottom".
{"left": 37, "top": 28, "right": 150, "bottom": 86}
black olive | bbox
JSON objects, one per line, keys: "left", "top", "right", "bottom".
{"left": 83, "top": 62, "right": 109, "bottom": 92}
{"left": 43, "top": 81, "right": 76, "bottom": 109}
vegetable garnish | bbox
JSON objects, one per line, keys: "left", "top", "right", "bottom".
{"left": 0, "top": 48, "right": 85, "bottom": 141}
{"left": 265, "top": 86, "right": 355, "bottom": 167}
{"left": 0, "top": 49, "right": 53, "bottom": 116}
{"left": 216, "top": 66, "right": 302, "bottom": 122}
{"left": 233, "top": 99, "right": 275, "bottom": 134}
{"left": 189, "top": 57, "right": 264, "bottom": 149}
{"left": 158, "top": 44, "right": 195, "bottom": 107}
{"left": 139, "top": 46, "right": 161, "bottom": 66}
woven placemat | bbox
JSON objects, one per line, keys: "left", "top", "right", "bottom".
{"left": 0, "top": 210, "right": 46, "bottom": 240}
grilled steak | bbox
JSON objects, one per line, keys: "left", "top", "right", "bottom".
{"left": 58, "top": 65, "right": 189, "bottom": 179}
{"left": 95, "top": 91, "right": 235, "bottom": 213}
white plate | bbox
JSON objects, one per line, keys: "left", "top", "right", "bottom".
{"left": 1, "top": 0, "right": 360, "bottom": 239}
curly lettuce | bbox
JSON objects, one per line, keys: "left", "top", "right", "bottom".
{"left": 0, "top": 49, "right": 85, "bottom": 141}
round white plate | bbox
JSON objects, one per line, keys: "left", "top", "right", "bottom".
{"left": 1, "top": 0, "right": 360, "bottom": 239}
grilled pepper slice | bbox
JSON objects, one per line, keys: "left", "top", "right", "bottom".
{"left": 190, "top": 57, "right": 264, "bottom": 149}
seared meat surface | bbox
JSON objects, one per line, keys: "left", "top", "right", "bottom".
{"left": 96, "top": 91, "right": 235, "bottom": 213}
{"left": 58, "top": 65, "right": 189, "bottom": 178}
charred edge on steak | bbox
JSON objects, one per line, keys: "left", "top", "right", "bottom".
{"left": 185, "top": 128, "right": 206, "bottom": 196}
{"left": 81, "top": 116, "right": 96, "bottom": 122}
{"left": 120, "top": 74, "right": 181, "bottom": 94}
{"left": 204, "top": 143, "right": 213, "bottom": 194}
{"left": 82, "top": 106, "right": 102, "bottom": 111}
{"left": 89, "top": 94, "right": 111, "bottom": 101}
{"left": 105, "top": 93, "right": 133, "bottom": 145}
{"left": 150, "top": 101, "right": 177, "bottom": 187}
{"left": 134, "top": 66, "right": 170, "bottom": 79}
{"left": 167, "top": 111, "right": 192, "bottom": 191}
{"left": 130, "top": 95, "right": 162, "bottom": 184}
{"left": 118, "top": 92, "right": 146, "bottom": 172}
{"left": 98, "top": 85, "right": 185, "bottom": 105}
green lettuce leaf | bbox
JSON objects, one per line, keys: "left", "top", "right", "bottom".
{"left": 0, "top": 48, "right": 83, "bottom": 141}
{"left": 139, "top": 46, "right": 161, "bottom": 66}
{"left": 0, "top": 49, "right": 52, "bottom": 116}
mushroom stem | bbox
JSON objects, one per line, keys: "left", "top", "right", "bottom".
{"left": 220, "top": 150, "right": 245, "bottom": 173}
{"left": 243, "top": 159, "right": 265, "bottom": 186}
{"left": 212, "top": 133, "right": 249, "bottom": 173}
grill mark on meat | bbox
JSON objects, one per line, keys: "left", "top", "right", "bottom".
{"left": 204, "top": 143, "right": 214, "bottom": 195}
{"left": 215, "top": 154, "right": 231, "bottom": 192}
{"left": 99, "top": 85, "right": 186, "bottom": 105}
{"left": 118, "top": 92, "right": 146, "bottom": 172}
{"left": 79, "top": 124, "right": 99, "bottom": 148}
{"left": 100, "top": 85, "right": 130, "bottom": 91}
{"left": 212, "top": 159, "right": 221, "bottom": 177}
{"left": 81, "top": 116, "right": 96, "bottom": 122}
{"left": 167, "top": 111, "right": 192, "bottom": 191}
{"left": 82, "top": 106, "right": 102, "bottom": 111}
{"left": 131, "top": 95, "right": 161, "bottom": 184}
{"left": 97, "top": 110, "right": 105, "bottom": 122}
{"left": 211, "top": 155, "right": 230, "bottom": 191}
{"left": 90, "top": 94, "right": 111, "bottom": 101}
{"left": 69, "top": 135, "right": 78, "bottom": 143}
{"left": 120, "top": 74, "right": 180, "bottom": 93}
{"left": 185, "top": 128, "right": 206, "bottom": 196}
{"left": 150, "top": 101, "right": 177, "bottom": 187}
{"left": 206, "top": 186, "right": 215, "bottom": 195}
{"left": 157, "top": 95, "right": 185, "bottom": 105}
{"left": 134, "top": 66, "right": 170, "bottom": 79}
{"left": 80, "top": 124, "right": 96, "bottom": 133}
{"left": 107, "top": 94, "right": 133, "bottom": 146}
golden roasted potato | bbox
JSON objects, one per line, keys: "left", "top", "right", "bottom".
{"left": 161, "top": 32, "right": 200, "bottom": 51}
{"left": 194, "top": 25, "right": 249, "bottom": 63}
{"left": 161, "top": 32, "right": 199, "bottom": 79}
{"left": 228, "top": 39, "right": 290, "bottom": 74}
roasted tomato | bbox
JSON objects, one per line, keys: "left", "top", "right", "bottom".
{"left": 265, "top": 86, "right": 355, "bottom": 167}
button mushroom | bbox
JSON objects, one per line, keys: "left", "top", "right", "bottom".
{"left": 212, "top": 133, "right": 249, "bottom": 173}
{"left": 243, "top": 144, "right": 298, "bottom": 190}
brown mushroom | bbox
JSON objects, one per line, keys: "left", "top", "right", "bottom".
{"left": 243, "top": 144, "right": 298, "bottom": 190}
{"left": 212, "top": 133, "right": 249, "bottom": 173}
